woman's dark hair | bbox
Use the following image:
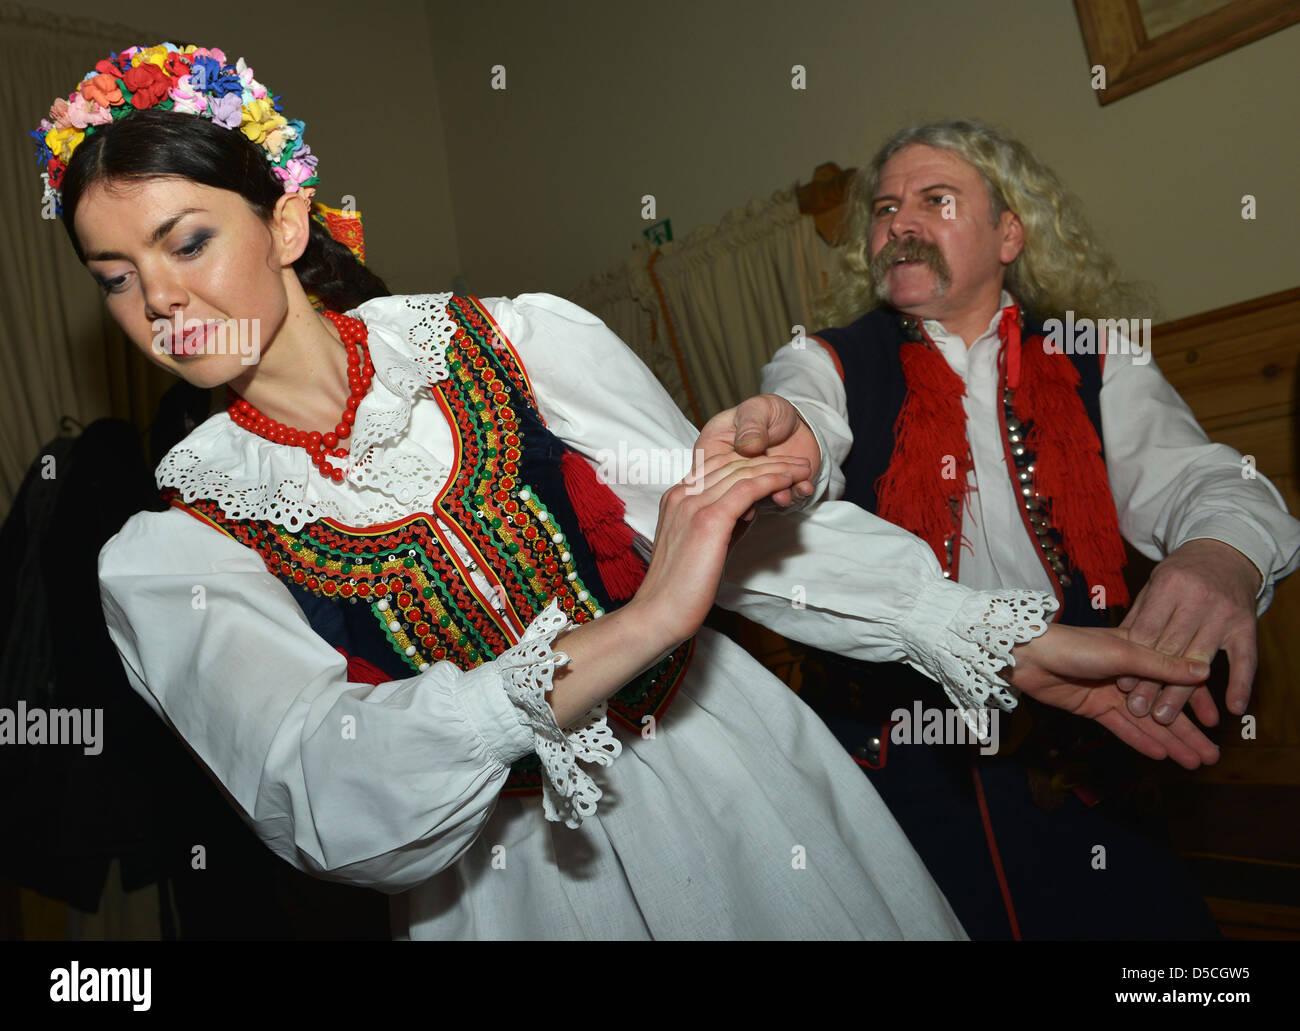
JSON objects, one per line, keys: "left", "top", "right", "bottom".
{"left": 61, "top": 109, "right": 391, "bottom": 313}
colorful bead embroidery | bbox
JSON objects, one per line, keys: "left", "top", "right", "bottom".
{"left": 169, "top": 296, "right": 692, "bottom": 794}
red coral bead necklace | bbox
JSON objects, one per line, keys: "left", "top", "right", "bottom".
{"left": 226, "top": 310, "right": 373, "bottom": 483}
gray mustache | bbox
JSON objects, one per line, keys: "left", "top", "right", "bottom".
{"left": 869, "top": 238, "right": 951, "bottom": 283}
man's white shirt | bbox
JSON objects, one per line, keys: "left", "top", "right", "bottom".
{"left": 764, "top": 291, "right": 1300, "bottom": 612}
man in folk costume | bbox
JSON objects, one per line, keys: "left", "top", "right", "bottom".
{"left": 708, "top": 121, "right": 1300, "bottom": 939}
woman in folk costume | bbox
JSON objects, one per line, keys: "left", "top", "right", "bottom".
{"left": 35, "top": 44, "right": 1214, "bottom": 940}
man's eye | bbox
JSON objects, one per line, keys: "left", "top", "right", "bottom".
{"left": 873, "top": 204, "right": 896, "bottom": 217}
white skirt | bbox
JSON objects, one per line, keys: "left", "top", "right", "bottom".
{"left": 399, "top": 628, "right": 966, "bottom": 940}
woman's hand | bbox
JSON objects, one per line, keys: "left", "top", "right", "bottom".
{"left": 546, "top": 451, "right": 810, "bottom": 726}
{"left": 627, "top": 451, "right": 814, "bottom": 646}
{"left": 1005, "top": 624, "right": 1219, "bottom": 769}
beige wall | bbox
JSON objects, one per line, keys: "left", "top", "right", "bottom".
{"left": 26, "top": 1, "right": 1299, "bottom": 321}
{"left": 428, "top": 0, "right": 1300, "bottom": 321}
{"left": 29, "top": 0, "right": 462, "bottom": 295}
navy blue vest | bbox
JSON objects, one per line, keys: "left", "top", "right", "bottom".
{"left": 813, "top": 306, "right": 1108, "bottom": 628}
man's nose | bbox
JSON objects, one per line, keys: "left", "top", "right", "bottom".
{"left": 887, "top": 204, "right": 922, "bottom": 240}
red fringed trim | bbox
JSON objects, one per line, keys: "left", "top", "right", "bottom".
{"left": 875, "top": 342, "right": 972, "bottom": 567}
{"left": 560, "top": 449, "right": 644, "bottom": 601}
{"left": 1001, "top": 306, "right": 1022, "bottom": 389}
{"left": 335, "top": 647, "right": 390, "bottom": 685}
{"left": 1017, "top": 337, "right": 1129, "bottom": 606}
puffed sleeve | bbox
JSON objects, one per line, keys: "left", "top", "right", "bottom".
{"left": 1099, "top": 347, "right": 1300, "bottom": 613}
{"left": 485, "top": 293, "right": 1057, "bottom": 729}
{"left": 98, "top": 505, "right": 601, "bottom": 894}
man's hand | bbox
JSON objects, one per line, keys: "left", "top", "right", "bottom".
{"left": 694, "top": 394, "right": 820, "bottom": 511}
{"left": 1006, "top": 624, "right": 1219, "bottom": 769}
{"left": 1117, "top": 538, "right": 1261, "bottom": 727}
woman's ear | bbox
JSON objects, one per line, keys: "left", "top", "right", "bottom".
{"left": 270, "top": 190, "right": 313, "bottom": 266}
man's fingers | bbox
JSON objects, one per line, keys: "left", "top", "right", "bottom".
{"left": 1149, "top": 623, "right": 1220, "bottom": 724}
{"left": 731, "top": 397, "right": 772, "bottom": 456}
{"left": 1149, "top": 684, "right": 1198, "bottom": 726}
{"left": 1188, "top": 686, "right": 1220, "bottom": 728}
{"left": 732, "top": 395, "right": 795, "bottom": 456}
{"left": 1223, "top": 627, "right": 1258, "bottom": 717}
{"left": 1126, "top": 680, "right": 1160, "bottom": 716}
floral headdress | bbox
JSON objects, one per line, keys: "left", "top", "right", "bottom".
{"left": 31, "top": 42, "right": 319, "bottom": 218}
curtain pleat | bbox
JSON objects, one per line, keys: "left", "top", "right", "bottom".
{"left": 567, "top": 186, "right": 841, "bottom": 425}
{"left": 1, "top": 4, "right": 173, "bottom": 519}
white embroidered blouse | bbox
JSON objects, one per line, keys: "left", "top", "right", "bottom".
{"left": 97, "top": 292, "right": 1053, "bottom": 939}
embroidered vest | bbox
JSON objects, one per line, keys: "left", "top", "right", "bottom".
{"left": 167, "top": 295, "right": 693, "bottom": 795}
{"left": 813, "top": 306, "right": 1109, "bottom": 628}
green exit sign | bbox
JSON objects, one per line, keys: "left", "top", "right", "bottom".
{"left": 642, "top": 219, "right": 672, "bottom": 246}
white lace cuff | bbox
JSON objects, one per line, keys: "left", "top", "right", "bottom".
{"left": 495, "top": 599, "right": 622, "bottom": 828}
{"left": 903, "top": 580, "right": 1058, "bottom": 736}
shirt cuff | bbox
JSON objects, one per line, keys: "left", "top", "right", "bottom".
{"left": 900, "top": 578, "right": 1059, "bottom": 734}
{"left": 784, "top": 397, "right": 837, "bottom": 508}
{"left": 1173, "top": 515, "right": 1277, "bottom": 612}
{"left": 463, "top": 599, "right": 621, "bottom": 829}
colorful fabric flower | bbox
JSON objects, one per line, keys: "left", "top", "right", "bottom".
{"left": 272, "top": 151, "right": 318, "bottom": 191}
{"left": 164, "top": 52, "right": 192, "bottom": 78}
{"left": 239, "top": 97, "right": 286, "bottom": 144}
{"left": 123, "top": 63, "right": 172, "bottom": 109}
{"left": 208, "top": 92, "right": 243, "bottom": 129}
{"left": 169, "top": 75, "right": 209, "bottom": 116}
{"left": 134, "top": 45, "right": 171, "bottom": 69}
{"left": 44, "top": 126, "right": 85, "bottom": 163}
{"left": 67, "top": 93, "right": 114, "bottom": 128}
{"left": 33, "top": 42, "right": 321, "bottom": 217}
{"left": 80, "top": 73, "right": 123, "bottom": 108}
{"left": 47, "top": 98, "right": 72, "bottom": 129}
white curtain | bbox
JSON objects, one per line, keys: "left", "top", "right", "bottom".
{"left": 567, "top": 186, "right": 841, "bottom": 425}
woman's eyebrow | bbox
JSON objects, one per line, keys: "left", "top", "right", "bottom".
{"left": 86, "top": 207, "right": 208, "bottom": 261}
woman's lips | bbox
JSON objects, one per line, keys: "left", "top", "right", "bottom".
{"left": 178, "top": 322, "right": 213, "bottom": 353}
{"left": 174, "top": 321, "right": 220, "bottom": 357}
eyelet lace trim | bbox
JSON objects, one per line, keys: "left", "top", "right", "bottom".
{"left": 495, "top": 600, "right": 621, "bottom": 828}
{"left": 910, "top": 588, "right": 1058, "bottom": 736}
{"left": 155, "top": 294, "right": 457, "bottom": 530}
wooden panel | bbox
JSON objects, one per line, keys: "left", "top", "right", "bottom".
{"left": 1151, "top": 287, "right": 1300, "bottom": 759}
{"left": 1126, "top": 291, "right": 1300, "bottom": 758}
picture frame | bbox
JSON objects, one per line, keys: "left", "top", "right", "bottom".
{"left": 1073, "top": 0, "right": 1300, "bottom": 104}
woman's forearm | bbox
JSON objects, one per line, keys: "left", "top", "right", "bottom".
{"left": 545, "top": 598, "right": 678, "bottom": 727}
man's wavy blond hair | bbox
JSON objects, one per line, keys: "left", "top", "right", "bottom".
{"left": 815, "top": 120, "right": 1154, "bottom": 328}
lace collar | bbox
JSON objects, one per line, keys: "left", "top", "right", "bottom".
{"left": 156, "top": 294, "right": 457, "bottom": 531}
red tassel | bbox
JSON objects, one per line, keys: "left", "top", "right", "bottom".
{"left": 1018, "top": 337, "right": 1129, "bottom": 606}
{"left": 335, "top": 647, "right": 391, "bottom": 684}
{"left": 560, "top": 450, "right": 645, "bottom": 600}
{"left": 875, "top": 342, "right": 972, "bottom": 567}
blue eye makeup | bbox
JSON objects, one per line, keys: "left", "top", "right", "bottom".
{"left": 175, "top": 231, "right": 213, "bottom": 257}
